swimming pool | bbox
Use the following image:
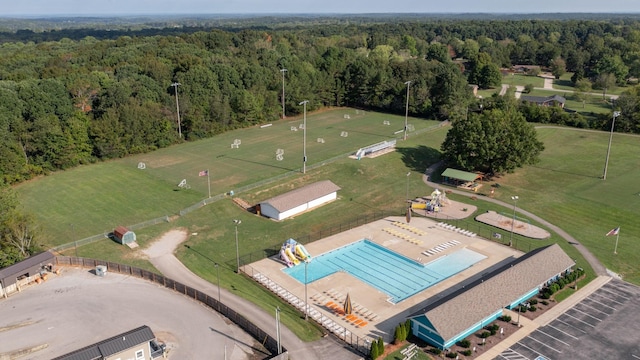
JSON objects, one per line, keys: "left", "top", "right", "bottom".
{"left": 283, "top": 239, "right": 486, "bottom": 303}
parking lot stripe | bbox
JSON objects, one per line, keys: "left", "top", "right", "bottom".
{"left": 526, "top": 334, "right": 563, "bottom": 353}
{"left": 547, "top": 324, "right": 579, "bottom": 340}
{"left": 584, "top": 296, "right": 617, "bottom": 311}
{"left": 516, "top": 340, "right": 548, "bottom": 358}
{"left": 569, "top": 306, "right": 604, "bottom": 322}
{"left": 596, "top": 288, "right": 629, "bottom": 305}
{"left": 555, "top": 317, "right": 588, "bottom": 333}
{"left": 631, "top": 354, "right": 640, "bottom": 359}
{"left": 535, "top": 329, "right": 570, "bottom": 346}
{"left": 577, "top": 300, "right": 612, "bottom": 316}
{"left": 563, "top": 312, "right": 595, "bottom": 327}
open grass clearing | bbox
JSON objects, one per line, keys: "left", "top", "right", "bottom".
{"left": 526, "top": 89, "right": 613, "bottom": 114}
{"left": 16, "top": 107, "right": 438, "bottom": 246}
{"left": 502, "top": 74, "right": 545, "bottom": 88}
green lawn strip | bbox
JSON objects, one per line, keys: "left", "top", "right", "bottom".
{"left": 384, "top": 343, "right": 433, "bottom": 360}
{"left": 476, "top": 88, "right": 499, "bottom": 99}
{"left": 16, "top": 107, "right": 437, "bottom": 247}
{"left": 525, "top": 89, "right": 612, "bottom": 114}
{"left": 502, "top": 74, "right": 545, "bottom": 88}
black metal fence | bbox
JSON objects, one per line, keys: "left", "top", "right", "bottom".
{"left": 54, "top": 256, "right": 286, "bottom": 358}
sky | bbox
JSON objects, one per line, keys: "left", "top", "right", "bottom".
{"left": 4, "top": 0, "right": 640, "bottom": 16}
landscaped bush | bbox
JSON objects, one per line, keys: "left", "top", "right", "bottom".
{"left": 541, "top": 300, "right": 549, "bottom": 306}
{"left": 501, "top": 315, "right": 512, "bottom": 322}
{"left": 479, "top": 331, "right": 491, "bottom": 338}
{"left": 529, "top": 299, "right": 538, "bottom": 305}
{"left": 461, "top": 349, "right": 473, "bottom": 356}
{"left": 529, "top": 305, "right": 537, "bottom": 312}
{"left": 457, "top": 339, "right": 471, "bottom": 348}
{"left": 446, "top": 351, "right": 458, "bottom": 358}
{"left": 430, "top": 348, "right": 442, "bottom": 355}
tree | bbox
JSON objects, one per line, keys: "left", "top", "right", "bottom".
{"left": 478, "top": 63, "right": 502, "bottom": 89}
{"left": 550, "top": 57, "right": 566, "bottom": 79}
{"left": 0, "top": 182, "right": 37, "bottom": 265}
{"left": 441, "top": 108, "right": 544, "bottom": 174}
{"left": 594, "top": 73, "right": 617, "bottom": 99}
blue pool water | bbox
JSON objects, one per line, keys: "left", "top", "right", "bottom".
{"left": 283, "top": 240, "right": 486, "bottom": 303}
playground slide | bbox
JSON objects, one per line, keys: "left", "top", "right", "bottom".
{"left": 280, "top": 248, "right": 294, "bottom": 267}
{"left": 295, "top": 244, "right": 312, "bottom": 262}
{"left": 285, "top": 247, "right": 300, "bottom": 265}
{"left": 411, "top": 203, "right": 426, "bottom": 210}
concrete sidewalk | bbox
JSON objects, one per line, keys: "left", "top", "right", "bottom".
{"left": 476, "top": 275, "right": 612, "bottom": 360}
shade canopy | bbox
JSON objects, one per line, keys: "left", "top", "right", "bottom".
{"left": 343, "top": 293, "right": 353, "bottom": 315}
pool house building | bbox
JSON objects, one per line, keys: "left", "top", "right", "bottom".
{"left": 408, "top": 244, "right": 574, "bottom": 350}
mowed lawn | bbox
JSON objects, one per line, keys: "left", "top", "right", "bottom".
{"left": 488, "top": 127, "right": 640, "bottom": 283}
{"left": 16, "top": 108, "right": 438, "bottom": 246}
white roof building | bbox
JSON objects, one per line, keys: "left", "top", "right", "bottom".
{"left": 259, "top": 180, "right": 341, "bottom": 221}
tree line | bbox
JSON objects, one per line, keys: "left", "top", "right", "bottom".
{"left": 3, "top": 17, "right": 640, "bottom": 264}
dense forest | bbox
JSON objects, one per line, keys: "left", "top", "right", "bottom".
{"left": 3, "top": 18, "right": 640, "bottom": 185}
{"left": 3, "top": 15, "right": 640, "bottom": 264}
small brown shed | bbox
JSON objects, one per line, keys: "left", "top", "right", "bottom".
{"left": 113, "top": 226, "right": 136, "bottom": 245}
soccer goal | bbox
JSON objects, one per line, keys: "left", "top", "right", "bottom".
{"left": 340, "top": 131, "right": 349, "bottom": 137}
{"left": 137, "top": 162, "right": 146, "bottom": 169}
{"left": 317, "top": 138, "right": 325, "bottom": 143}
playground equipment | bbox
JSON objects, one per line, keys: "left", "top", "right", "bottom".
{"left": 279, "top": 238, "right": 312, "bottom": 266}
{"left": 423, "top": 189, "right": 449, "bottom": 213}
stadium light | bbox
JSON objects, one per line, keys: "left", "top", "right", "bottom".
{"left": 276, "top": 306, "right": 282, "bottom": 354}
{"left": 280, "top": 68, "right": 287, "bottom": 119}
{"left": 304, "top": 260, "right": 308, "bottom": 320}
{"left": 233, "top": 219, "right": 241, "bottom": 273}
{"left": 171, "top": 82, "right": 182, "bottom": 138}
{"left": 509, "top": 196, "right": 519, "bottom": 248}
{"left": 602, "top": 111, "right": 621, "bottom": 180}
{"left": 404, "top": 80, "right": 411, "bottom": 141}
{"left": 299, "top": 100, "right": 309, "bottom": 174}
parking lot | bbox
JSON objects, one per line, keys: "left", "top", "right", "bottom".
{"left": 496, "top": 279, "right": 640, "bottom": 360}
{"left": 0, "top": 267, "right": 264, "bottom": 360}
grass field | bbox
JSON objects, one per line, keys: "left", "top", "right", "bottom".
{"left": 552, "top": 72, "right": 629, "bottom": 95}
{"left": 14, "top": 107, "right": 640, "bottom": 341}
{"left": 16, "top": 108, "right": 438, "bottom": 245}
{"left": 502, "top": 74, "right": 545, "bottom": 88}
{"left": 527, "top": 89, "right": 613, "bottom": 114}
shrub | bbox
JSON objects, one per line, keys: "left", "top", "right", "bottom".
{"left": 529, "top": 299, "right": 538, "bottom": 305}
{"left": 458, "top": 339, "right": 471, "bottom": 348}
{"left": 541, "top": 300, "right": 549, "bottom": 306}
{"left": 377, "top": 337, "right": 384, "bottom": 356}
{"left": 489, "top": 324, "right": 500, "bottom": 331}
{"left": 446, "top": 351, "right": 458, "bottom": 358}
{"left": 461, "top": 349, "right": 473, "bottom": 356}
{"left": 501, "top": 315, "right": 512, "bottom": 322}
{"left": 370, "top": 341, "right": 379, "bottom": 359}
{"left": 479, "top": 331, "right": 491, "bottom": 338}
{"left": 529, "top": 305, "right": 537, "bottom": 312}
{"left": 524, "top": 83, "right": 534, "bottom": 93}
{"left": 430, "top": 348, "right": 442, "bottom": 355}
{"left": 394, "top": 324, "right": 406, "bottom": 344}
{"left": 404, "top": 319, "right": 412, "bottom": 339}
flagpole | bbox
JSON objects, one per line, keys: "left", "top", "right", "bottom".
{"left": 207, "top": 169, "right": 211, "bottom": 199}
{"left": 614, "top": 231, "right": 620, "bottom": 254}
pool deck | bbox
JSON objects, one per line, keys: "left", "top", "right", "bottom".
{"left": 246, "top": 216, "right": 521, "bottom": 343}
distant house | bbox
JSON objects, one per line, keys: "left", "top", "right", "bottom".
{"left": 408, "top": 244, "right": 574, "bottom": 350}
{"left": 520, "top": 94, "right": 566, "bottom": 108}
{"left": 0, "top": 251, "right": 54, "bottom": 297}
{"left": 113, "top": 226, "right": 136, "bottom": 245}
{"left": 258, "top": 180, "right": 341, "bottom": 221}
{"left": 52, "top": 325, "right": 163, "bottom": 360}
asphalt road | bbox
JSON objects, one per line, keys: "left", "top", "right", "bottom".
{"left": 0, "top": 267, "right": 261, "bottom": 360}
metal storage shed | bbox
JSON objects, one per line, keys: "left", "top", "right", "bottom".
{"left": 113, "top": 226, "right": 136, "bottom": 245}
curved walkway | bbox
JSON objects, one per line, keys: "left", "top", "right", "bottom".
{"left": 422, "top": 163, "right": 607, "bottom": 276}
{"left": 145, "top": 238, "right": 361, "bottom": 360}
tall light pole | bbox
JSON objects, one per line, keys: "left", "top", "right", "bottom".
{"left": 403, "top": 80, "right": 411, "bottom": 141}
{"left": 280, "top": 68, "right": 287, "bottom": 119}
{"left": 215, "top": 263, "right": 221, "bottom": 305}
{"left": 509, "top": 196, "right": 519, "bottom": 248}
{"left": 406, "top": 172, "right": 411, "bottom": 205}
{"left": 171, "top": 82, "right": 182, "bottom": 138}
{"left": 299, "top": 100, "right": 309, "bottom": 174}
{"left": 233, "top": 219, "right": 241, "bottom": 273}
{"left": 276, "top": 306, "right": 282, "bottom": 354}
{"left": 603, "top": 111, "right": 621, "bottom": 180}
{"left": 304, "top": 260, "right": 308, "bottom": 320}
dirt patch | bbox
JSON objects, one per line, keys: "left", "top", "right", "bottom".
{"left": 142, "top": 229, "right": 189, "bottom": 259}
{"left": 476, "top": 210, "right": 550, "bottom": 239}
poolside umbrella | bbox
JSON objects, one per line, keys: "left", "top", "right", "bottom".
{"left": 343, "top": 293, "right": 353, "bottom": 315}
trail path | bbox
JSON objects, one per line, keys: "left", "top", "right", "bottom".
{"left": 422, "top": 163, "right": 607, "bottom": 276}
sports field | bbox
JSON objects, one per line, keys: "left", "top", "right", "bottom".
{"left": 16, "top": 108, "right": 438, "bottom": 245}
